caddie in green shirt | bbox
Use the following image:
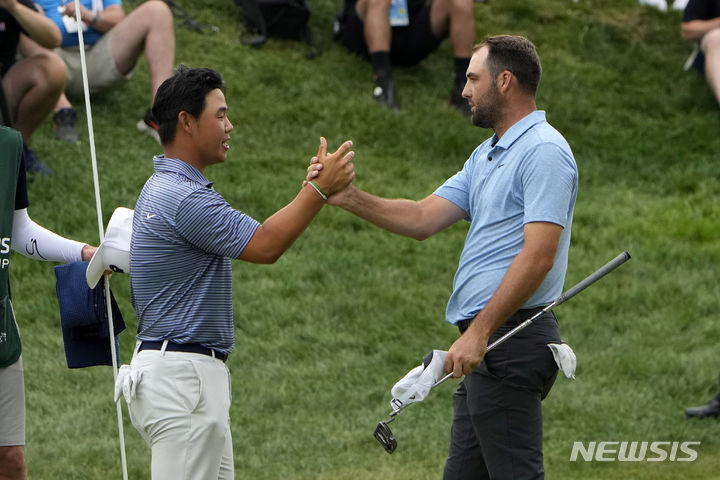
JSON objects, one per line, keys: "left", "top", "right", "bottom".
{"left": 0, "top": 125, "right": 96, "bottom": 480}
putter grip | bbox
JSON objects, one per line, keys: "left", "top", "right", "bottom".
{"left": 555, "top": 251, "right": 630, "bottom": 306}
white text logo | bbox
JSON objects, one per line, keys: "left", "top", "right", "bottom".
{"left": 2, "top": 237, "right": 11, "bottom": 269}
{"left": 570, "top": 441, "right": 700, "bottom": 462}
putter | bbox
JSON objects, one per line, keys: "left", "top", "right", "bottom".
{"left": 374, "top": 251, "right": 631, "bottom": 454}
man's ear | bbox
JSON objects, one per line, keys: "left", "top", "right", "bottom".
{"left": 497, "top": 70, "right": 513, "bottom": 92}
{"left": 178, "top": 111, "right": 194, "bottom": 134}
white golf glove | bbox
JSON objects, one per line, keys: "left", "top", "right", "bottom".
{"left": 114, "top": 364, "right": 143, "bottom": 404}
{"left": 547, "top": 343, "right": 577, "bottom": 380}
{"left": 390, "top": 350, "right": 447, "bottom": 411}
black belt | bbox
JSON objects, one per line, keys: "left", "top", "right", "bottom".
{"left": 138, "top": 340, "right": 228, "bottom": 362}
{"left": 456, "top": 306, "right": 550, "bottom": 334}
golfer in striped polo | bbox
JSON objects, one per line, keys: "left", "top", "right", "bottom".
{"left": 122, "top": 66, "right": 355, "bottom": 480}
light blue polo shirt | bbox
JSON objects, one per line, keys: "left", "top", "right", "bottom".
{"left": 434, "top": 111, "right": 578, "bottom": 325}
{"left": 36, "top": 0, "right": 121, "bottom": 47}
{"left": 130, "top": 156, "right": 260, "bottom": 354}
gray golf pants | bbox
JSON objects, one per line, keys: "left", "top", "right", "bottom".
{"left": 443, "top": 309, "right": 561, "bottom": 480}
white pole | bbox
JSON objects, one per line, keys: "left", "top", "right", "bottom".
{"left": 72, "top": 2, "right": 129, "bottom": 479}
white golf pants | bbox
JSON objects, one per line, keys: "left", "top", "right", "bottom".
{"left": 127, "top": 349, "right": 233, "bottom": 480}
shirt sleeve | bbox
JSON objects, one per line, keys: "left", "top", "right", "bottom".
{"left": 14, "top": 155, "right": 29, "bottom": 211}
{"left": 683, "top": 0, "right": 710, "bottom": 22}
{"left": 175, "top": 187, "right": 261, "bottom": 259}
{"left": 433, "top": 153, "right": 477, "bottom": 218}
{"left": 521, "top": 142, "right": 577, "bottom": 228}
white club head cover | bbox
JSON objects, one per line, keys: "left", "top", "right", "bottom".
{"left": 390, "top": 350, "right": 448, "bottom": 411}
{"left": 547, "top": 343, "right": 577, "bottom": 380}
{"left": 113, "top": 364, "right": 143, "bottom": 404}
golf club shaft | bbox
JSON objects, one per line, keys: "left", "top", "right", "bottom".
{"left": 555, "top": 251, "right": 630, "bottom": 306}
{"left": 433, "top": 251, "right": 632, "bottom": 388}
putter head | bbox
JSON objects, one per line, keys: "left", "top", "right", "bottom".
{"left": 374, "top": 421, "right": 397, "bottom": 454}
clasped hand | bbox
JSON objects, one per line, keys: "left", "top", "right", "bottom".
{"left": 306, "top": 137, "right": 355, "bottom": 199}
{"left": 58, "top": 1, "right": 91, "bottom": 20}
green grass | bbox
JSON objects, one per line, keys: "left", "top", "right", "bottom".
{"left": 10, "top": 0, "right": 720, "bottom": 478}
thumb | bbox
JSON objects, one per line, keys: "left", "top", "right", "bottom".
{"left": 317, "top": 137, "right": 327, "bottom": 159}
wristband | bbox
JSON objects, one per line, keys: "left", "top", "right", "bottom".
{"left": 90, "top": 11, "right": 100, "bottom": 25}
{"left": 307, "top": 180, "right": 328, "bottom": 201}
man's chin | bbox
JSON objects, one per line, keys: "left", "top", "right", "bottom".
{"left": 470, "top": 115, "right": 485, "bottom": 128}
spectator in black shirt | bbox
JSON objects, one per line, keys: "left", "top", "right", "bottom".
{"left": 334, "top": 0, "right": 475, "bottom": 114}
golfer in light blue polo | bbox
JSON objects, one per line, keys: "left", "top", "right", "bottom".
{"left": 306, "top": 35, "right": 578, "bottom": 479}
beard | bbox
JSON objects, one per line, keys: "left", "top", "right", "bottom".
{"left": 470, "top": 85, "right": 502, "bottom": 129}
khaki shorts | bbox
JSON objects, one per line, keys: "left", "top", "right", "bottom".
{"left": 56, "top": 30, "right": 134, "bottom": 98}
{"left": 0, "top": 356, "right": 25, "bottom": 447}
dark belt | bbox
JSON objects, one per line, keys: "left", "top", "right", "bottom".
{"left": 138, "top": 340, "right": 228, "bottom": 362}
{"left": 456, "top": 306, "right": 550, "bottom": 334}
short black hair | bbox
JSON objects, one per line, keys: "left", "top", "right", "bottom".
{"left": 151, "top": 65, "right": 225, "bottom": 145}
{"left": 475, "top": 35, "right": 542, "bottom": 96}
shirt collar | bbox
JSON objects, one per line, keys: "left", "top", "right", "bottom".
{"left": 153, "top": 155, "right": 214, "bottom": 188}
{"left": 491, "top": 110, "right": 547, "bottom": 151}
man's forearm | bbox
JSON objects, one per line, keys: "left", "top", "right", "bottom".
{"left": 466, "top": 222, "right": 562, "bottom": 340}
{"left": 681, "top": 18, "right": 720, "bottom": 42}
{"left": 336, "top": 187, "right": 425, "bottom": 238}
{"left": 11, "top": 209, "right": 86, "bottom": 262}
{"left": 467, "top": 247, "right": 554, "bottom": 340}
{"left": 335, "top": 186, "right": 468, "bottom": 240}
{"left": 239, "top": 184, "right": 325, "bottom": 264}
{"left": 13, "top": 3, "right": 61, "bottom": 48}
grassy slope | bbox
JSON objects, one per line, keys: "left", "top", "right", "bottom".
{"left": 10, "top": 0, "right": 720, "bottom": 478}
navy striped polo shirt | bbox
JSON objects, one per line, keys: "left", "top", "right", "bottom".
{"left": 130, "top": 156, "right": 260, "bottom": 354}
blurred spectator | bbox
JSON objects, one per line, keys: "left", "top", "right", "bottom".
{"left": 334, "top": 0, "right": 476, "bottom": 114}
{"left": 681, "top": 0, "right": 720, "bottom": 106}
{"left": 0, "top": 0, "right": 65, "bottom": 174}
{"left": 26, "top": 0, "right": 175, "bottom": 143}
{"left": 685, "top": 389, "right": 720, "bottom": 418}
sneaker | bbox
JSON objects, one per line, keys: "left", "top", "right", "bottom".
{"left": 685, "top": 397, "right": 720, "bottom": 418}
{"left": 373, "top": 75, "right": 400, "bottom": 111}
{"left": 23, "top": 144, "right": 52, "bottom": 175}
{"left": 53, "top": 108, "right": 79, "bottom": 142}
{"left": 137, "top": 108, "right": 160, "bottom": 144}
{"left": 449, "top": 77, "right": 471, "bottom": 118}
